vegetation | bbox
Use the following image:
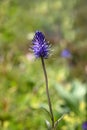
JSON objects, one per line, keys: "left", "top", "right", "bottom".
{"left": 0, "top": 0, "right": 87, "bottom": 129}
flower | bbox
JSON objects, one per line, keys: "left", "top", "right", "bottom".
{"left": 82, "top": 121, "right": 87, "bottom": 130}
{"left": 61, "top": 49, "right": 72, "bottom": 58}
{"left": 32, "top": 31, "right": 50, "bottom": 58}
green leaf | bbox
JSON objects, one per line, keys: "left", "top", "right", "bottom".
{"left": 55, "top": 83, "right": 79, "bottom": 113}
{"left": 39, "top": 106, "right": 51, "bottom": 118}
{"left": 54, "top": 114, "right": 65, "bottom": 129}
{"left": 45, "top": 120, "right": 51, "bottom": 130}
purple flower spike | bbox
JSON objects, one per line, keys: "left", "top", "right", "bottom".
{"left": 82, "top": 121, "right": 87, "bottom": 130}
{"left": 61, "top": 49, "right": 72, "bottom": 58}
{"left": 32, "top": 31, "right": 50, "bottom": 59}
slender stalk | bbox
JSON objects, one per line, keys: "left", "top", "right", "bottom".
{"left": 41, "top": 57, "right": 54, "bottom": 129}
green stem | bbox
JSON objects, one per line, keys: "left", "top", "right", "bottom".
{"left": 41, "top": 57, "right": 54, "bottom": 129}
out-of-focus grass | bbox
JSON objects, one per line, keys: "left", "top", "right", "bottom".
{"left": 0, "top": 0, "right": 87, "bottom": 129}
{"left": 0, "top": 53, "right": 86, "bottom": 130}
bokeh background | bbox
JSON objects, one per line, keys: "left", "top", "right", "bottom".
{"left": 0, "top": 0, "right": 87, "bottom": 130}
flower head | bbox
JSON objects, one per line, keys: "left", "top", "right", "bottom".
{"left": 32, "top": 31, "right": 50, "bottom": 58}
{"left": 82, "top": 121, "right": 87, "bottom": 130}
{"left": 61, "top": 49, "right": 72, "bottom": 58}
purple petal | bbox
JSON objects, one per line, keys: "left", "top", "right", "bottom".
{"left": 61, "top": 49, "right": 72, "bottom": 58}
{"left": 82, "top": 121, "right": 87, "bottom": 130}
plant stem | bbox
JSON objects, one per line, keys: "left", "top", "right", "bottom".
{"left": 41, "top": 57, "right": 54, "bottom": 129}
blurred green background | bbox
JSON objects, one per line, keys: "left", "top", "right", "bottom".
{"left": 0, "top": 0, "right": 87, "bottom": 130}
